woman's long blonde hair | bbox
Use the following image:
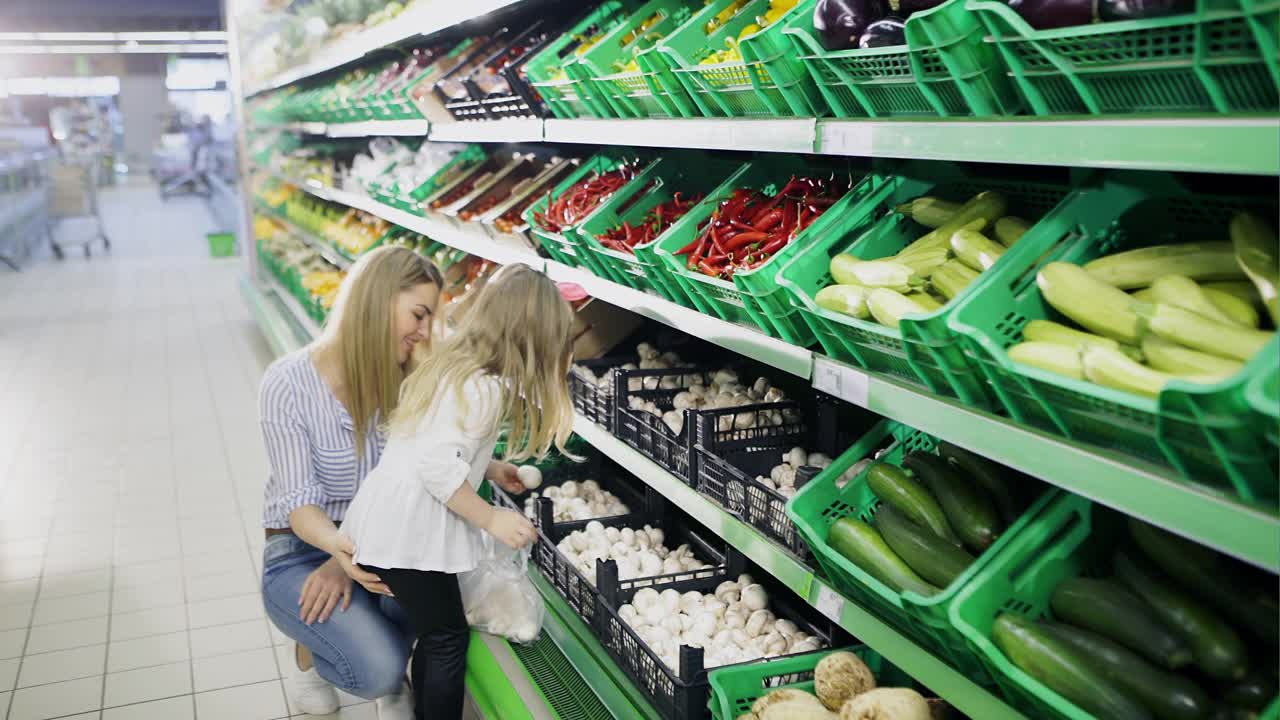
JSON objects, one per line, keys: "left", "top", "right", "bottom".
{"left": 389, "top": 263, "right": 576, "bottom": 463}
{"left": 319, "top": 245, "right": 442, "bottom": 454}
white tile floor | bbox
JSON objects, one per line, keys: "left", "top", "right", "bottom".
{"left": 0, "top": 178, "right": 376, "bottom": 718}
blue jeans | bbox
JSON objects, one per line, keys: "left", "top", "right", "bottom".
{"left": 261, "top": 534, "right": 413, "bottom": 700}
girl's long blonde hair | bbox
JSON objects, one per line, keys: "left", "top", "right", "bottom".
{"left": 390, "top": 263, "right": 576, "bottom": 463}
{"left": 319, "top": 245, "right": 443, "bottom": 454}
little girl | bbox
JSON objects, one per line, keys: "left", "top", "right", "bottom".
{"left": 340, "top": 263, "right": 577, "bottom": 720}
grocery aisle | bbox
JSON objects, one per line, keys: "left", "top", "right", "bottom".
{"left": 0, "top": 179, "right": 374, "bottom": 720}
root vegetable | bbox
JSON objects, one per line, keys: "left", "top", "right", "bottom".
{"left": 753, "top": 689, "right": 827, "bottom": 716}
{"left": 815, "top": 651, "right": 877, "bottom": 711}
{"left": 838, "top": 688, "right": 930, "bottom": 720}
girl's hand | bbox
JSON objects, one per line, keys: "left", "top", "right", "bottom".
{"left": 298, "top": 557, "right": 351, "bottom": 625}
{"left": 486, "top": 460, "right": 525, "bottom": 495}
{"left": 485, "top": 509, "right": 537, "bottom": 549}
{"left": 329, "top": 534, "right": 393, "bottom": 596}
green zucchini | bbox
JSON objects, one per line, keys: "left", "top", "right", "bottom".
{"left": 1150, "top": 274, "right": 1244, "bottom": 327}
{"left": 903, "top": 452, "right": 1000, "bottom": 553}
{"left": 1114, "top": 549, "right": 1249, "bottom": 680}
{"left": 931, "top": 259, "right": 980, "bottom": 301}
{"left": 1202, "top": 287, "right": 1262, "bottom": 329}
{"left": 994, "top": 216, "right": 1031, "bottom": 247}
{"left": 992, "top": 614, "right": 1152, "bottom": 720}
{"left": 826, "top": 517, "right": 939, "bottom": 596}
{"left": 899, "top": 191, "right": 1007, "bottom": 258}
{"left": 1230, "top": 212, "right": 1279, "bottom": 326}
{"left": 895, "top": 196, "right": 960, "bottom": 229}
{"left": 874, "top": 504, "right": 975, "bottom": 589}
{"left": 1050, "top": 577, "right": 1193, "bottom": 670}
{"left": 867, "top": 288, "right": 932, "bottom": 328}
{"left": 816, "top": 284, "right": 870, "bottom": 318}
{"left": 1041, "top": 622, "right": 1210, "bottom": 720}
{"left": 865, "top": 462, "right": 959, "bottom": 545}
{"left": 1129, "top": 518, "right": 1280, "bottom": 645}
{"left": 950, "top": 228, "right": 1005, "bottom": 271}
{"left": 1138, "top": 302, "right": 1274, "bottom": 363}
{"left": 1009, "top": 341, "right": 1085, "bottom": 380}
{"left": 1223, "top": 668, "right": 1277, "bottom": 712}
{"left": 937, "top": 441, "right": 1022, "bottom": 526}
{"left": 1083, "top": 242, "right": 1244, "bottom": 290}
{"left": 1038, "top": 262, "right": 1144, "bottom": 344}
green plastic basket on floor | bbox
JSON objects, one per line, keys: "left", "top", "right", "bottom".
{"left": 658, "top": 0, "right": 823, "bottom": 117}
{"left": 523, "top": 150, "right": 653, "bottom": 274}
{"left": 525, "top": 2, "right": 637, "bottom": 119}
{"left": 786, "top": 421, "right": 1058, "bottom": 682}
{"left": 652, "top": 156, "right": 874, "bottom": 346}
{"left": 782, "top": 0, "right": 1021, "bottom": 118}
{"left": 776, "top": 162, "right": 1078, "bottom": 407}
{"left": 567, "top": 0, "right": 701, "bottom": 119}
{"left": 576, "top": 151, "right": 748, "bottom": 306}
{"left": 707, "top": 646, "right": 915, "bottom": 720}
{"left": 947, "top": 173, "right": 1280, "bottom": 506}
{"left": 207, "top": 232, "right": 235, "bottom": 258}
{"left": 967, "top": 0, "right": 1280, "bottom": 116}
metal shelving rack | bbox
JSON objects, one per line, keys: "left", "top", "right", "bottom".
{"left": 228, "top": 0, "right": 1280, "bottom": 717}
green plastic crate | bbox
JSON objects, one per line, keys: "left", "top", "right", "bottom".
{"left": 576, "top": 151, "right": 747, "bottom": 306}
{"left": 947, "top": 174, "right": 1280, "bottom": 505}
{"left": 525, "top": 2, "right": 636, "bottom": 119}
{"left": 207, "top": 232, "right": 235, "bottom": 257}
{"left": 658, "top": 0, "right": 823, "bottom": 117}
{"left": 707, "top": 646, "right": 914, "bottom": 720}
{"left": 1247, "top": 367, "right": 1279, "bottom": 457}
{"left": 651, "top": 156, "right": 872, "bottom": 345}
{"left": 523, "top": 150, "right": 652, "bottom": 273}
{"left": 782, "top": 0, "right": 1020, "bottom": 118}
{"left": 967, "top": 0, "right": 1280, "bottom": 116}
{"left": 568, "top": 0, "right": 700, "bottom": 119}
{"left": 786, "top": 421, "right": 1057, "bottom": 682}
{"left": 776, "top": 163, "right": 1078, "bottom": 407}
{"left": 407, "top": 145, "right": 489, "bottom": 210}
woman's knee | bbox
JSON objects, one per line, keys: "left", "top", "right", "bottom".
{"left": 350, "top": 638, "right": 411, "bottom": 699}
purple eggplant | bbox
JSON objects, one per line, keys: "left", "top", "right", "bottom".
{"left": 1008, "top": 0, "right": 1096, "bottom": 28}
{"left": 859, "top": 16, "right": 907, "bottom": 47}
{"left": 814, "top": 0, "right": 890, "bottom": 51}
{"left": 1098, "top": 0, "right": 1194, "bottom": 20}
{"left": 888, "top": 0, "right": 946, "bottom": 14}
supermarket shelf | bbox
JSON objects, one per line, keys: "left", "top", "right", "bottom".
{"left": 572, "top": 416, "right": 1028, "bottom": 720}
{"left": 811, "top": 355, "right": 1280, "bottom": 572}
{"left": 263, "top": 273, "right": 325, "bottom": 340}
{"left": 257, "top": 201, "right": 354, "bottom": 270}
{"left": 246, "top": 0, "right": 529, "bottom": 96}
{"left": 428, "top": 117, "right": 544, "bottom": 143}
{"left": 326, "top": 119, "right": 429, "bottom": 138}
{"left": 543, "top": 117, "right": 818, "bottom": 155}
{"left": 239, "top": 274, "right": 312, "bottom": 355}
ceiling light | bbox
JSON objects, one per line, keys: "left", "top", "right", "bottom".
{"left": 36, "top": 32, "right": 115, "bottom": 41}
{"left": 116, "top": 31, "right": 195, "bottom": 41}
{"left": 0, "top": 33, "right": 37, "bottom": 41}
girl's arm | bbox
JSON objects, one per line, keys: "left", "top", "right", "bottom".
{"left": 445, "top": 482, "right": 535, "bottom": 549}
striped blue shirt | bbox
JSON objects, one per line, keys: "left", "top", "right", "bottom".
{"left": 260, "top": 349, "right": 385, "bottom": 529}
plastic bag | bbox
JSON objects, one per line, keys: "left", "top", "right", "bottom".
{"left": 458, "top": 533, "right": 544, "bottom": 644}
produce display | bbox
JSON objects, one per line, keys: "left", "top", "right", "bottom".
{"left": 992, "top": 517, "right": 1279, "bottom": 720}
{"left": 532, "top": 161, "right": 641, "bottom": 232}
{"left": 555, "top": 520, "right": 714, "bottom": 585}
{"left": 700, "top": 0, "right": 800, "bottom": 65}
{"left": 812, "top": 0, "right": 946, "bottom": 51}
{"left": 613, "top": 573, "right": 827, "bottom": 670}
{"left": 752, "top": 446, "right": 833, "bottom": 499}
{"left": 811, "top": 190, "right": 1030, "bottom": 328}
{"left": 1008, "top": 0, "right": 1193, "bottom": 30}
{"left": 520, "top": 477, "right": 632, "bottom": 522}
{"left": 1007, "top": 215, "right": 1278, "bottom": 398}
{"left": 740, "top": 649, "right": 931, "bottom": 719}
{"left": 596, "top": 192, "right": 704, "bottom": 254}
{"left": 675, "top": 175, "right": 846, "bottom": 279}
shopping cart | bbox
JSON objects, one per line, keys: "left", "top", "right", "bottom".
{"left": 48, "top": 154, "right": 110, "bottom": 259}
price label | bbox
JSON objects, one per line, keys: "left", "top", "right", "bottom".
{"left": 814, "top": 583, "right": 845, "bottom": 623}
{"left": 812, "top": 356, "right": 869, "bottom": 407}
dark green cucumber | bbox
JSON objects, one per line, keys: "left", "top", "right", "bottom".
{"left": 992, "top": 613, "right": 1152, "bottom": 720}
{"left": 938, "top": 441, "right": 1023, "bottom": 525}
{"left": 1115, "top": 549, "right": 1249, "bottom": 680}
{"left": 1050, "top": 577, "right": 1193, "bottom": 670}
{"left": 1222, "top": 669, "right": 1277, "bottom": 712}
{"left": 874, "top": 505, "right": 975, "bottom": 589}
{"left": 1041, "top": 622, "right": 1210, "bottom": 720}
{"left": 865, "top": 462, "right": 959, "bottom": 545}
{"left": 903, "top": 452, "right": 1001, "bottom": 553}
{"left": 1130, "top": 518, "right": 1279, "bottom": 644}
{"left": 827, "top": 517, "right": 939, "bottom": 597}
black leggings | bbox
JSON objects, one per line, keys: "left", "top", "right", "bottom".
{"left": 362, "top": 566, "right": 469, "bottom": 720}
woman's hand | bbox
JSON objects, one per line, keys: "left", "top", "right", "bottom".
{"left": 486, "top": 460, "right": 525, "bottom": 495}
{"left": 328, "top": 534, "right": 393, "bottom": 596}
{"left": 298, "top": 557, "right": 352, "bottom": 625}
{"left": 485, "top": 508, "right": 536, "bottom": 549}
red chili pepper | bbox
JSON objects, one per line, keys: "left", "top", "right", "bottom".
{"left": 753, "top": 209, "right": 784, "bottom": 232}
{"left": 724, "top": 230, "right": 768, "bottom": 251}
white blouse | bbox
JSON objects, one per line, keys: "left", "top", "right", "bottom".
{"left": 341, "top": 373, "right": 502, "bottom": 574}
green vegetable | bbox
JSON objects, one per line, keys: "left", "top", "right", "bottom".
{"left": 1223, "top": 669, "right": 1278, "bottom": 712}
{"left": 1009, "top": 341, "right": 1085, "bottom": 380}
{"left": 1049, "top": 577, "right": 1193, "bottom": 670}
{"left": 895, "top": 196, "right": 960, "bottom": 229}
{"left": 1150, "top": 274, "right": 1246, "bottom": 327}
{"left": 1082, "top": 345, "right": 1175, "bottom": 398}
{"left": 1202, "top": 280, "right": 1265, "bottom": 313}
{"left": 867, "top": 288, "right": 933, "bottom": 328}
{"left": 950, "top": 228, "right": 1005, "bottom": 271}
{"left": 1202, "top": 287, "right": 1261, "bottom": 329}
{"left": 936, "top": 441, "right": 1022, "bottom": 526}
{"left": 827, "top": 517, "right": 939, "bottom": 596}
{"left": 1083, "top": 242, "right": 1244, "bottom": 290}
{"left": 905, "top": 291, "right": 944, "bottom": 312}
{"left": 1139, "top": 303, "right": 1274, "bottom": 362}
{"left": 1142, "top": 336, "right": 1244, "bottom": 380}
{"left": 865, "top": 462, "right": 959, "bottom": 545}
{"left": 930, "top": 259, "right": 979, "bottom": 301}
{"left": 893, "top": 247, "right": 950, "bottom": 277}
{"left": 992, "top": 614, "right": 1152, "bottom": 720}
{"left": 902, "top": 452, "right": 1000, "bottom": 553}
{"left": 1040, "top": 622, "right": 1210, "bottom": 720}
{"left": 1230, "top": 212, "right": 1279, "bottom": 326}
{"left": 1022, "top": 319, "right": 1145, "bottom": 361}
{"left": 897, "top": 191, "right": 1007, "bottom": 258}
{"left": 994, "top": 216, "right": 1031, "bottom": 247}
{"left": 1114, "top": 549, "right": 1249, "bottom": 680}
{"left": 830, "top": 255, "right": 923, "bottom": 292}
{"left": 816, "top": 284, "right": 870, "bottom": 318}
{"left": 1038, "top": 262, "right": 1143, "bottom": 344}
{"left": 874, "top": 504, "right": 975, "bottom": 589}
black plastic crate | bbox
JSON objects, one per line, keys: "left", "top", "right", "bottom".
{"left": 433, "top": 30, "right": 512, "bottom": 122}
{"left": 570, "top": 356, "right": 632, "bottom": 432}
{"left": 612, "top": 365, "right": 710, "bottom": 484}
{"left": 690, "top": 399, "right": 809, "bottom": 513}
{"left": 594, "top": 557, "right": 840, "bottom": 720}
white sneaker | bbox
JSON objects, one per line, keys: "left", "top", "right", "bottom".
{"left": 375, "top": 682, "right": 414, "bottom": 720}
{"left": 286, "top": 645, "right": 340, "bottom": 716}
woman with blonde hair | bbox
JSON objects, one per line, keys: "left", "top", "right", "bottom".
{"left": 258, "top": 246, "right": 526, "bottom": 719}
{"left": 340, "top": 263, "right": 577, "bottom": 720}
